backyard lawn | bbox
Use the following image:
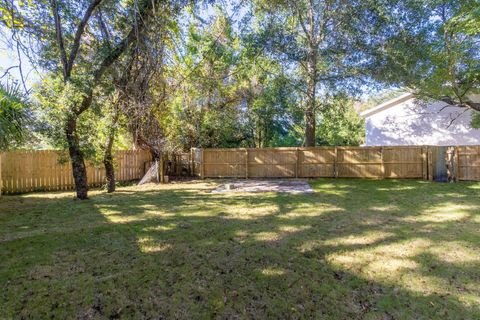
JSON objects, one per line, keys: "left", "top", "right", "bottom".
{"left": 1, "top": 179, "right": 479, "bottom": 319}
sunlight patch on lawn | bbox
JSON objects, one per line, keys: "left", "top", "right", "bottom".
{"left": 234, "top": 230, "right": 249, "bottom": 243}
{"left": 97, "top": 205, "right": 221, "bottom": 223}
{"left": 297, "top": 231, "right": 394, "bottom": 253}
{"left": 402, "top": 203, "right": 476, "bottom": 223}
{"left": 254, "top": 231, "right": 280, "bottom": 242}
{"left": 223, "top": 205, "right": 278, "bottom": 220}
{"left": 322, "top": 231, "right": 394, "bottom": 247}
{"left": 97, "top": 209, "right": 171, "bottom": 223}
{"left": 241, "top": 225, "right": 311, "bottom": 243}
{"left": 18, "top": 191, "right": 80, "bottom": 199}
{"left": 432, "top": 192, "right": 468, "bottom": 198}
{"left": 376, "top": 186, "right": 416, "bottom": 191}
{"left": 131, "top": 181, "right": 215, "bottom": 192}
{"left": 325, "top": 237, "right": 480, "bottom": 303}
{"left": 467, "top": 184, "right": 480, "bottom": 190}
{"left": 278, "top": 225, "right": 312, "bottom": 233}
{"left": 279, "top": 204, "right": 344, "bottom": 219}
{"left": 369, "top": 205, "right": 399, "bottom": 212}
{"left": 309, "top": 181, "right": 354, "bottom": 196}
{"left": 260, "top": 267, "right": 287, "bottom": 276}
{"left": 137, "top": 236, "right": 172, "bottom": 253}
{"left": 143, "top": 223, "right": 178, "bottom": 232}
{"left": 325, "top": 238, "right": 430, "bottom": 271}
{"left": 429, "top": 241, "right": 480, "bottom": 263}
{"left": 315, "top": 189, "right": 350, "bottom": 197}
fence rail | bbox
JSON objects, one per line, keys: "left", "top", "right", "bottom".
{"left": 193, "top": 146, "right": 480, "bottom": 181}
{"left": 0, "top": 150, "right": 151, "bottom": 195}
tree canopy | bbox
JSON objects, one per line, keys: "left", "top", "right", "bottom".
{"left": 0, "top": 0, "right": 478, "bottom": 198}
{"left": 374, "top": 0, "right": 479, "bottom": 112}
{"left": 0, "top": 81, "right": 31, "bottom": 150}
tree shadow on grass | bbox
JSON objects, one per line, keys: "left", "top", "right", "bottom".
{"left": 0, "top": 179, "right": 479, "bottom": 319}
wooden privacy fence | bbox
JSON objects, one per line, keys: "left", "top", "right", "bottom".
{"left": 1, "top": 146, "right": 479, "bottom": 196}
{"left": 0, "top": 150, "right": 151, "bottom": 194}
{"left": 192, "top": 146, "right": 480, "bottom": 181}
{"left": 192, "top": 147, "right": 427, "bottom": 179}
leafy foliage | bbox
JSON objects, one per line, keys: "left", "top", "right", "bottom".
{"left": 33, "top": 74, "right": 130, "bottom": 161}
{"left": 316, "top": 96, "right": 364, "bottom": 146}
{"left": 250, "top": 0, "right": 389, "bottom": 145}
{"left": 374, "top": 0, "right": 480, "bottom": 113}
{"left": 0, "top": 82, "right": 31, "bottom": 150}
{"left": 161, "top": 9, "right": 302, "bottom": 150}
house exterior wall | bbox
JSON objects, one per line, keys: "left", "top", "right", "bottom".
{"left": 364, "top": 98, "right": 480, "bottom": 146}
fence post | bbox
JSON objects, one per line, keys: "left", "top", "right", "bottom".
{"left": 454, "top": 146, "right": 459, "bottom": 182}
{"left": 295, "top": 147, "right": 299, "bottom": 178}
{"left": 245, "top": 148, "right": 249, "bottom": 179}
{"left": 201, "top": 149, "right": 205, "bottom": 179}
{"left": 159, "top": 154, "right": 165, "bottom": 183}
{"left": 334, "top": 147, "right": 338, "bottom": 178}
{"left": 421, "top": 147, "right": 427, "bottom": 180}
{"left": 174, "top": 154, "right": 179, "bottom": 176}
{"left": 380, "top": 147, "right": 385, "bottom": 178}
{"left": 427, "top": 147, "right": 433, "bottom": 181}
{"left": 190, "top": 148, "right": 194, "bottom": 176}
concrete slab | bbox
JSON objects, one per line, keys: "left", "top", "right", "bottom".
{"left": 211, "top": 179, "right": 314, "bottom": 194}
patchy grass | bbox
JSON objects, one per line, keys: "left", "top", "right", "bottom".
{"left": 1, "top": 179, "right": 479, "bottom": 319}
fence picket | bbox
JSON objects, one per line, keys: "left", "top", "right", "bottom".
{"left": 0, "top": 150, "right": 152, "bottom": 194}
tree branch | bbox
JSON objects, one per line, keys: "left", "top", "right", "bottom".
{"left": 65, "top": 0, "right": 103, "bottom": 79}
{"left": 75, "top": 0, "right": 158, "bottom": 115}
{"left": 50, "top": 0, "right": 68, "bottom": 80}
{"left": 290, "top": 1, "right": 312, "bottom": 43}
{"left": 437, "top": 96, "right": 480, "bottom": 112}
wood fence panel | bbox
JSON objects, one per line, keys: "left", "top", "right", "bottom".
{"left": 248, "top": 148, "right": 296, "bottom": 178}
{"left": 383, "top": 147, "right": 424, "bottom": 178}
{"left": 203, "top": 149, "right": 246, "bottom": 178}
{"left": 337, "top": 147, "right": 383, "bottom": 178}
{"left": 196, "top": 146, "right": 435, "bottom": 180}
{"left": 298, "top": 147, "right": 336, "bottom": 177}
{"left": 0, "top": 150, "right": 151, "bottom": 194}
{"left": 457, "top": 146, "right": 480, "bottom": 180}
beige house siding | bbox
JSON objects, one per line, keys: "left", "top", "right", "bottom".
{"left": 361, "top": 96, "right": 480, "bottom": 146}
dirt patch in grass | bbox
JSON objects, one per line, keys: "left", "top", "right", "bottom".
{"left": 211, "top": 179, "right": 314, "bottom": 194}
{"left": 0, "top": 179, "right": 479, "bottom": 319}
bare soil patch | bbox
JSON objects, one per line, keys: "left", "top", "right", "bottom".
{"left": 212, "top": 179, "right": 314, "bottom": 194}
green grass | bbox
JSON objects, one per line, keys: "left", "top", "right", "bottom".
{"left": 1, "top": 179, "right": 479, "bottom": 319}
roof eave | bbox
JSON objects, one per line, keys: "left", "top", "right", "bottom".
{"left": 360, "top": 93, "right": 415, "bottom": 118}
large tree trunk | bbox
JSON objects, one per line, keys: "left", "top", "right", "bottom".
{"left": 305, "top": 107, "right": 316, "bottom": 147}
{"left": 103, "top": 110, "right": 119, "bottom": 193}
{"left": 103, "top": 152, "right": 115, "bottom": 193}
{"left": 52, "top": 0, "right": 160, "bottom": 200}
{"left": 65, "top": 115, "right": 89, "bottom": 199}
{"left": 304, "top": 45, "right": 317, "bottom": 147}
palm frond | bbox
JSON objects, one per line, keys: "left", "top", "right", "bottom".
{"left": 0, "top": 82, "right": 31, "bottom": 150}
